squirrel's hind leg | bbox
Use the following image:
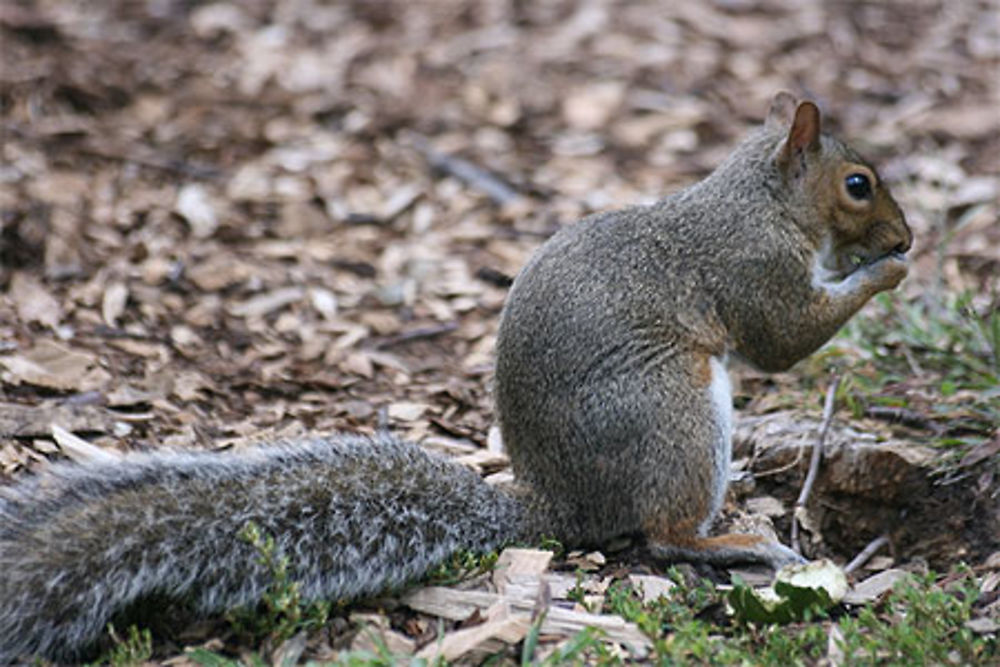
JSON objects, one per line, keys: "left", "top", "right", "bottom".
{"left": 642, "top": 353, "right": 804, "bottom": 570}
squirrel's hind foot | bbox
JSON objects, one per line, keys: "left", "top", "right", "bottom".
{"left": 649, "top": 533, "right": 806, "bottom": 570}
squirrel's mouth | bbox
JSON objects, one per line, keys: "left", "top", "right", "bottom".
{"left": 816, "top": 245, "right": 906, "bottom": 285}
{"left": 814, "top": 234, "right": 910, "bottom": 286}
{"left": 842, "top": 242, "right": 908, "bottom": 276}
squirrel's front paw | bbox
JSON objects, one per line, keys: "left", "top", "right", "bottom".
{"left": 861, "top": 251, "right": 908, "bottom": 292}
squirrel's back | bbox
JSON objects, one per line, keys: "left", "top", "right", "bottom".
{"left": 0, "top": 434, "right": 523, "bottom": 662}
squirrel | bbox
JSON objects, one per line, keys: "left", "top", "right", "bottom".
{"left": 0, "top": 92, "right": 911, "bottom": 662}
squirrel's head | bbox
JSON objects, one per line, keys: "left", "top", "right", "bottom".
{"left": 767, "top": 92, "right": 912, "bottom": 282}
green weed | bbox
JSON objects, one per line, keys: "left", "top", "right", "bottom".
{"left": 94, "top": 624, "right": 152, "bottom": 667}
{"left": 805, "top": 290, "right": 999, "bottom": 455}
{"left": 425, "top": 549, "right": 499, "bottom": 586}
{"left": 837, "top": 570, "right": 993, "bottom": 666}
{"left": 224, "top": 521, "right": 331, "bottom": 647}
{"left": 573, "top": 567, "right": 995, "bottom": 666}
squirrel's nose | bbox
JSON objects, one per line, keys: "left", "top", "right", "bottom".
{"left": 893, "top": 213, "right": 913, "bottom": 255}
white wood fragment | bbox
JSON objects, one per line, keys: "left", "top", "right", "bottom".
{"left": 51, "top": 424, "right": 121, "bottom": 464}
{"left": 416, "top": 601, "right": 529, "bottom": 662}
{"left": 228, "top": 287, "right": 305, "bottom": 318}
{"left": 403, "top": 586, "right": 652, "bottom": 651}
{"left": 493, "top": 548, "right": 554, "bottom": 594}
{"left": 628, "top": 574, "right": 677, "bottom": 604}
{"left": 843, "top": 569, "right": 912, "bottom": 605}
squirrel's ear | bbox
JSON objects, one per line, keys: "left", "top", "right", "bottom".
{"left": 776, "top": 101, "right": 822, "bottom": 172}
{"left": 766, "top": 91, "right": 798, "bottom": 129}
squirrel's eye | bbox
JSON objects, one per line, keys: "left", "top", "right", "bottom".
{"left": 845, "top": 173, "right": 872, "bottom": 200}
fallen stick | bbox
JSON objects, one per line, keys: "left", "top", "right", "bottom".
{"left": 375, "top": 322, "right": 459, "bottom": 349}
{"left": 844, "top": 534, "right": 890, "bottom": 574}
{"left": 791, "top": 376, "right": 841, "bottom": 555}
{"left": 864, "top": 405, "right": 943, "bottom": 433}
{"left": 409, "top": 133, "right": 522, "bottom": 206}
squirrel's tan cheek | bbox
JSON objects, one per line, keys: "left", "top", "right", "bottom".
{"left": 852, "top": 220, "right": 903, "bottom": 262}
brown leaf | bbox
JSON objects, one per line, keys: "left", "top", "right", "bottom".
{"left": 9, "top": 272, "right": 61, "bottom": 328}
{"left": 959, "top": 433, "right": 1000, "bottom": 468}
{"left": 0, "top": 340, "right": 110, "bottom": 391}
{"left": 101, "top": 281, "right": 129, "bottom": 327}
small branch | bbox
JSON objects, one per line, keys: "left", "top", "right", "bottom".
{"left": 78, "top": 144, "right": 223, "bottom": 180}
{"left": 902, "top": 346, "right": 924, "bottom": 377}
{"left": 475, "top": 266, "right": 514, "bottom": 289}
{"left": 752, "top": 445, "right": 805, "bottom": 478}
{"left": 376, "top": 405, "right": 390, "bottom": 432}
{"left": 791, "top": 376, "right": 841, "bottom": 555}
{"left": 864, "top": 405, "right": 943, "bottom": 433}
{"left": 844, "top": 534, "right": 890, "bottom": 574}
{"left": 374, "top": 322, "right": 459, "bottom": 349}
{"left": 409, "top": 133, "right": 522, "bottom": 207}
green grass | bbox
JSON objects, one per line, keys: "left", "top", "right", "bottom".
{"left": 836, "top": 571, "right": 990, "bottom": 666}
{"left": 583, "top": 567, "right": 994, "bottom": 666}
{"left": 804, "top": 290, "right": 998, "bottom": 456}
{"left": 92, "top": 624, "right": 153, "bottom": 667}
{"left": 425, "top": 549, "right": 500, "bottom": 586}
{"left": 224, "top": 522, "right": 332, "bottom": 647}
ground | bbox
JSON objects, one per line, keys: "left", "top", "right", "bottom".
{"left": 1, "top": 0, "right": 998, "bottom": 664}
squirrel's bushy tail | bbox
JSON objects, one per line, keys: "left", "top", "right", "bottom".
{"left": 0, "top": 434, "right": 525, "bottom": 662}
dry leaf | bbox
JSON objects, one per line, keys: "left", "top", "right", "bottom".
{"left": 0, "top": 340, "right": 110, "bottom": 392}
{"left": 175, "top": 183, "right": 220, "bottom": 238}
{"left": 102, "top": 282, "right": 129, "bottom": 327}
{"left": 843, "top": 569, "right": 912, "bottom": 605}
{"left": 562, "top": 82, "right": 626, "bottom": 130}
{"left": 51, "top": 424, "right": 121, "bottom": 464}
{"left": 628, "top": 575, "right": 677, "bottom": 604}
{"left": 228, "top": 287, "right": 305, "bottom": 318}
{"left": 387, "top": 401, "right": 428, "bottom": 421}
{"left": 9, "top": 272, "right": 61, "bottom": 328}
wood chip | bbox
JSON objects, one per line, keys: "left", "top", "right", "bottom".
{"left": 9, "top": 272, "right": 62, "bottom": 328}
{"left": 0, "top": 340, "right": 111, "bottom": 392}
{"left": 843, "top": 569, "right": 912, "bottom": 605}
{"left": 628, "top": 575, "right": 677, "bottom": 604}
{"left": 228, "top": 287, "right": 305, "bottom": 318}
{"left": 416, "top": 601, "right": 529, "bottom": 662}
{"left": 51, "top": 424, "right": 121, "bottom": 464}
{"left": 493, "top": 548, "right": 554, "bottom": 595}
{"left": 101, "top": 282, "right": 129, "bottom": 327}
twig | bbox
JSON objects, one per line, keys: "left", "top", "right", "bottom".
{"left": 78, "top": 144, "right": 223, "bottom": 180}
{"left": 902, "top": 346, "right": 924, "bottom": 377}
{"left": 751, "top": 444, "right": 805, "bottom": 478}
{"left": 409, "top": 133, "right": 522, "bottom": 206}
{"left": 374, "top": 322, "right": 459, "bottom": 349}
{"left": 475, "top": 266, "right": 514, "bottom": 288}
{"left": 376, "top": 405, "right": 390, "bottom": 432}
{"left": 791, "top": 376, "right": 841, "bottom": 555}
{"left": 864, "top": 405, "right": 943, "bottom": 433}
{"left": 90, "top": 325, "right": 172, "bottom": 345}
{"left": 844, "top": 535, "right": 890, "bottom": 574}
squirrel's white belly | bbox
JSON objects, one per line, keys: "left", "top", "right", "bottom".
{"left": 703, "top": 355, "right": 733, "bottom": 534}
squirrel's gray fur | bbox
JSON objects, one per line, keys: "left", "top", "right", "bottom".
{"left": 0, "top": 434, "right": 524, "bottom": 661}
{"left": 496, "top": 98, "right": 908, "bottom": 552}
{"left": 0, "top": 93, "right": 910, "bottom": 662}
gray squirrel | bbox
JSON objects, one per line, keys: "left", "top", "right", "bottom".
{"left": 0, "top": 92, "right": 911, "bottom": 661}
